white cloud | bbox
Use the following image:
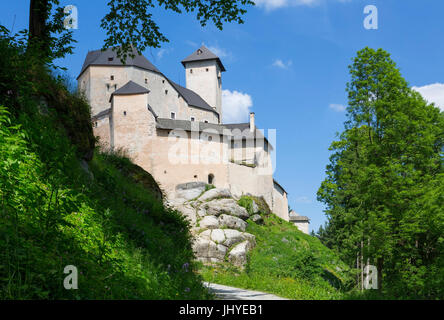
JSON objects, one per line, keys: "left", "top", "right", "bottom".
{"left": 207, "top": 45, "right": 229, "bottom": 58}
{"left": 412, "top": 83, "right": 444, "bottom": 111}
{"left": 255, "top": 0, "right": 318, "bottom": 11}
{"left": 156, "top": 48, "right": 167, "bottom": 59}
{"left": 255, "top": 0, "right": 351, "bottom": 11}
{"left": 185, "top": 40, "right": 198, "bottom": 47}
{"left": 294, "top": 196, "right": 312, "bottom": 204}
{"left": 222, "top": 89, "right": 253, "bottom": 123}
{"left": 329, "top": 103, "right": 346, "bottom": 112}
{"left": 272, "top": 59, "right": 293, "bottom": 69}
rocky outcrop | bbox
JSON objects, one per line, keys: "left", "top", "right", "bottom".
{"left": 198, "top": 188, "right": 231, "bottom": 202}
{"left": 175, "top": 182, "right": 206, "bottom": 200}
{"left": 228, "top": 241, "right": 253, "bottom": 267}
{"left": 204, "top": 198, "right": 249, "bottom": 219}
{"left": 171, "top": 187, "right": 257, "bottom": 268}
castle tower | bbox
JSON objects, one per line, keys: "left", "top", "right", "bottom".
{"left": 181, "top": 45, "right": 226, "bottom": 123}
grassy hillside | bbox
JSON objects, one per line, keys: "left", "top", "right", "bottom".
{"left": 199, "top": 197, "right": 352, "bottom": 300}
{"left": 0, "top": 36, "right": 210, "bottom": 299}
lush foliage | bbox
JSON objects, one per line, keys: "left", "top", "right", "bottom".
{"left": 0, "top": 36, "right": 210, "bottom": 299}
{"left": 200, "top": 199, "right": 352, "bottom": 300}
{"left": 27, "top": 0, "right": 253, "bottom": 63}
{"left": 317, "top": 47, "right": 444, "bottom": 299}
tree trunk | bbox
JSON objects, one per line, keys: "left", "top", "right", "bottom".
{"left": 28, "top": 0, "right": 50, "bottom": 54}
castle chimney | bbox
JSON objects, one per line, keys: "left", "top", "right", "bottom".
{"left": 250, "top": 112, "right": 255, "bottom": 132}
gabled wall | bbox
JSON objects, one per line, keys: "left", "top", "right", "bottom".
{"left": 79, "top": 65, "right": 218, "bottom": 123}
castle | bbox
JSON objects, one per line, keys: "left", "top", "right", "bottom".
{"left": 78, "top": 45, "right": 296, "bottom": 223}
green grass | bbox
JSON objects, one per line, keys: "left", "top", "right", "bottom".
{"left": 199, "top": 199, "right": 352, "bottom": 300}
{"left": 0, "top": 36, "right": 211, "bottom": 299}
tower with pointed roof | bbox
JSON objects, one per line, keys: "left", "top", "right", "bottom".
{"left": 181, "top": 45, "right": 225, "bottom": 123}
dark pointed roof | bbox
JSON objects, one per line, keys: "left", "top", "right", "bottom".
{"left": 110, "top": 81, "right": 150, "bottom": 102}
{"left": 181, "top": 45, "right": 226, "bottom": 71}
{"left": 78, "top": 47, "right": 161, "bottom": 79}
{"left": 168, "top": 80, "right": 217, "bottom": 115}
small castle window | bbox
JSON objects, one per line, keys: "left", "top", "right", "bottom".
{"left": 123, "top": 111, "right": 127, "bottom": 116}
{"left": 171, "top": 112, "right": 175, "bottom": 119}
{"left": 190, "top": 69, "right": 193, "bottom": 74}
{"left": 94, "top": 122, "right": 98, "bottom": 127}
{"left": 208, "top": 136, "right": 213, "bottom": 142}
{"left": 106, "top": 84, "right": 110, "bottom": 91}
{"left": 208, "top": 174, "right": 214, "bottom": 185}
{"left": 206, "top": 68, "right": 209, "bottom": 72}
{"left": 204, "top": 120, "right": 209, "bottom": 123}
{"left": 162, "top": 80, "right": 165, "bottom": 84}
{"left": 165, "top": 89, "right": 168, "bottom": 95}
{"left": 191, "top": 117, "right": 195, "bottom": 122}
{"left": 197, "top": 49, "right": 202, "bottom": 55}
{"left": 108, "top": 57, "right": 113, "bottom": 62}
{"left": 145, "top": 78, "right": 148, "bottom": 84}
{"left": 194, "top": 175, "right": 198, "bottom": 179}
{"left": 110, "top": 75, "right": 114, "bottom": 80}
{"left": 114, "top": 84, "right": 117, "bottom": 90}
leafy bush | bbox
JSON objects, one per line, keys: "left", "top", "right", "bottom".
{"left": 238, "top": 196, "right": 255, "bottom": 215}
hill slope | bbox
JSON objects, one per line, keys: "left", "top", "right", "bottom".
{"left": 199, "top": 197, "right": 352, "bottom": 300}
{"left": 0, "top": 36, "right": 210, "bottom": 299}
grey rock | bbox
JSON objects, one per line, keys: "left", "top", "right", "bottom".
{"left": 197, "top": 208, "right": 207, "bottom": 217}
{"left": 251, "top": 200, "right": 259, "bottom": 214}
{"left": 228, "top": 241, "right": 252, "bottom": 267}
{"left": 223, "top": 229, "right": 244, "bottom": 247}
{"left": 250, "top": 214, "right": 264, "bottom": 225}
{"left": 199, "top": 229, "right": 212, "bottom": 240}
{"left": 200, "top": 215, "right": 219, "bottom": 229}
{"left": 193, "top": 238, "right": 226, "bottom": 261}
{"left": 207, "top": 240, "right": 227, "bottom": 260}
{"left": 241, "top": 232, "right": 256, "bottom": 246}
{"left": 219, "top": 214, "right": 248, "bottom": 231}
{"left": 175, "top": 182, "right": 206, "bottom": 200}
{"left": 210, "top": 229, "right": 226, "bottom": 244}
{"left": 176, "top": 204, "right": 197, "bottom": 225}
{"left": 205, "top": 199, "right": 249, "bottom": 220}
{"left": 281, "top": 237, "right": 289, "bottom": 243}
{"left": 199, "top": 188, "right": 232, "bottom": 202}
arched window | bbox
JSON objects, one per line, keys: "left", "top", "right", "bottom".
{"left": 208, "top": 174, "right": 214, "bottom": 185}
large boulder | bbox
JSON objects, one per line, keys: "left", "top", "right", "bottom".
{"left": 175, "top": 182, "right": 206, "bottom": 200}
{"left": 204, "top": 199, "right": 249, "bottom": 220}
{"left": 199, "top": 215, "right": 219, "bottom": 229}
{"left": 228, "top": 241, "right": 253, "bottom": 267}
{"left": 210, "top": 229, "right": 226, "bottom": 244}
{"left": 222, "top": 229, "right": 255, "bottom": 248}
{"left": 192, "top": 238, "right": 227, "bottom": 261}
{"left": 198, "top": 188, "right": 232, "bottom": 202}
{"left": 175, "top": 204, "right": 197, "bottom": 225}
{"left": 219, "top": 214, "right": 248, "bottom": 232}
{"left": 223, "top": 229, "right": 244, "bottom": 247}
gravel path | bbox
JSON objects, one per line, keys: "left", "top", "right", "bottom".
{"left": 204, "top": 282, "right": 288, "bottom": 300}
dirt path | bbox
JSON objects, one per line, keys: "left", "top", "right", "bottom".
{"left": 204, "top": 282, "right": 289, "bottom": 300}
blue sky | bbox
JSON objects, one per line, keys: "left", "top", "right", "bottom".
{"left": 2, "top": 0, "right": 444, "bottom": 233}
